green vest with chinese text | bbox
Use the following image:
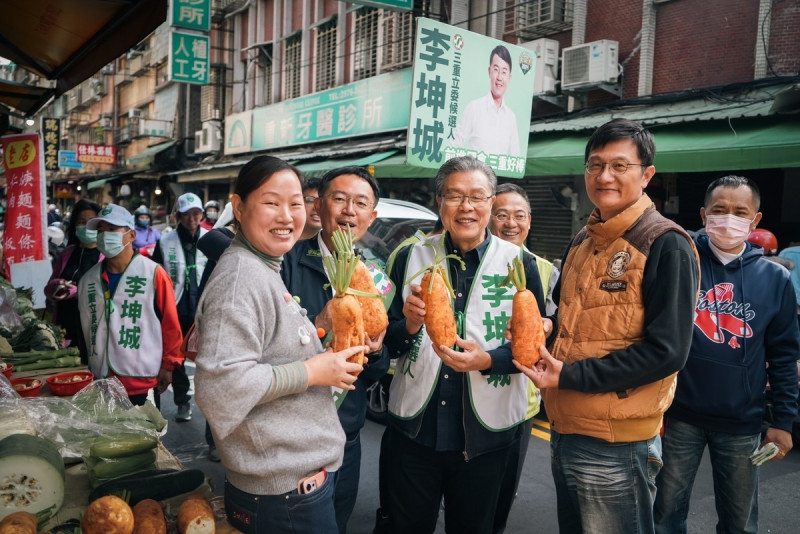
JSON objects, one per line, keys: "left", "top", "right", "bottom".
{"left": 389, "top": 233, "right": 527, "bottom": 430}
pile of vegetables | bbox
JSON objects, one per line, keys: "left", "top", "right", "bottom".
{"left": 324, "top": 228, "right": 383, "bottom": 374}
{"left": 500, "top": 256, "right": 545, "bottom": 366}
{"left": 79, "top": 493, "right": 216, "bottom": 534}
{"left": 0, "top": 347, "right": 80, "bottom": 373}
{"left": 83, "top": 434, "right": 159, "bottom": 488}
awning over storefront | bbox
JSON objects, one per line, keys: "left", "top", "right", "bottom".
{"left": 295, "top": 150, "right": 397, "bottom": 177}
{"left": 526, "top": 117, "right": 800, "bottom": 176}
{"left": 87, "top": 177, "right": 112, "bottom": 190}
{"left": 127, "top": 140, "right": 178, "bottom": 171}
{"left": 0, "top": 0, "right": 166, "bottom": 117}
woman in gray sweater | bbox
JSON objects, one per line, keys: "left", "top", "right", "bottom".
{"left": 195, "top": 156, "right": 366, "bottom": 533}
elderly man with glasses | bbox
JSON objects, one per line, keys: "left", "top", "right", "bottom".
{"left": 380, "top": 156, "right": 545, "bottom": 533}
{"left": 514, "top": 118, "right": 700, "bottom": 534}
{"left": 281, "top": 166, "right": 391, "bottom": 534}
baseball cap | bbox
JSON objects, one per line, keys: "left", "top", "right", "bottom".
{"left": 176, "top": 193, "right": 204, "bottom": 213}
{"left": 86, "top": 203, "right": 135, "bottom": 230}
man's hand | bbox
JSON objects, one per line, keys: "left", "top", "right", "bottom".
{"left": 365, "top": 328, "right": 386, "bottom": 354}
{"left": 762, "top": 427, "right": 793, "bottom": 461}
{"left": 512, "top": 346, "right": 562, "bottom": 389}
{"left": 433, "top": 336, "right": 492, "bottom": 372}
{"left": 314, "top": 300, "right": 333, "bottom": 333}
{"left": 402, "top": 284, "right": 426, "bottom": 335}
{"left": 157, "top": 368, "right": 173, "bottom": 394}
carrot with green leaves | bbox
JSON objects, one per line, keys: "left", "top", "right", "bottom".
{"left": 324, "top": 228, "right": 382, "bottom": 375}
{"left": 500, "top": 256, "right": 545, "bottom": 366}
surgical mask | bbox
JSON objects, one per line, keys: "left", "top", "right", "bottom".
{"left": 136, "top": 217, "right": 150, "bottom": 228}
{"left": 76, "top": 226, "right": 97, "bottom": 245}
{"left": 205, "top": 210, "right": 218, "bottom": 221}
{"left": 97, "top": 231, "right": 129, "bottom": 258}
{"left": 705, "top": 214, "right": 753, "bottom": 250}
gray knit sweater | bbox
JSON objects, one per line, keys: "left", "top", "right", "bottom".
{"left": 195, "top": 243, "right": 345, "bottom": 495}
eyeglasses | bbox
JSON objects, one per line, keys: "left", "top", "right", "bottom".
{"left": 324, "top": 193, "right": 373, "bottom": 211}
{"left": 303, "top": 195, "right": 318, "bottom": 204}
{"left": 441, "top": 193, "right": 493, "bottom": 206}
{"left": 585, "top": 161, "right": 647, "bottom": 176}
{"left": 492, "top": 212, "right": 529, "bottom": 223}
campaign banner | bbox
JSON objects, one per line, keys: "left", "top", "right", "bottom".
{"left": 406, "top": 18, "right": 535, "bottom": 178}
{"left": 41, "top": 117, "right": 61, "bottom": 171}
{"left": 1, "top": 133, "right": 47, "bottom": 278}
{"left": 76, "top": 143, "right": 117, "bottom": 165}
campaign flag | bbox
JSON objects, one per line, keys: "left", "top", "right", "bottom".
{"left": 406, "top": 18, "right": 535, "bottom": 178}
{"left": 1, "top": 133, "right": 47, "bottom": 279}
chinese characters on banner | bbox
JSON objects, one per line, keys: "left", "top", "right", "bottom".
{"left": 406, "top": 18, "right": 536, "bottom": 178}
{"left": 1, "top": 134, "right": 47, "bottom": 278}
{"left": 41, "top": 118, "right": 60, "bottom": 171}
{"left": 76, "top": 143, "right": 117, "bottom": 165}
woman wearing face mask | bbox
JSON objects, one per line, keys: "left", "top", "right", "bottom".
{"left": 77, "top": 204, "right": 184, "bottom": 406}
{"left": 45, "top": 199, "right": 103, "bottom": 363}
{"left": 132, "top": 205, "right": 161, "bottom": 251}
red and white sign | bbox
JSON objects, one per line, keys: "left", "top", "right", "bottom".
{"left": 1, "top": 133, "right": 47, "bottom": 279}
{"left": 76, "top": 143, "right": 117, "bottom": 165}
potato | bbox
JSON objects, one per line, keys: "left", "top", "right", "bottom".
{"left": 132, "top": 499, "right": 166, "bottom": 534}
{"left": 82, "top": 495, "right": 134, "bottom": 534}
{"left": 177, "top": 494, "right": 215, "bottom": 534}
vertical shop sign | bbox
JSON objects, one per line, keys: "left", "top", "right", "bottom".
{"left": 41, "top": 118, "right": 60, "bottom": 171}
{"left": 170, "top": 0, "right": 211, "bottom": 32}
{"left": 169, "top": 31, "right": 209, "bottom": 85}
{"left": 1, "top": 133, "right": 47, "bottom": 278}
{"left": 406, "top": 18, "right": 535, "bottom": 178}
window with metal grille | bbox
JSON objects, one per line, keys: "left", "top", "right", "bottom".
{"left": 201, "top": 64, "right": 227, "bottom": 121}
{"left": 283, "top": 34, "right": 302, "bottom": 100}
{"left": 380, "top": 10, "right": 415, "bottom": 71}
{"left": 353, "top": 8, "right": 378, "bottom": 81}
{"left": 256, "top": 44, "right": 273, "bottom": 105}
{"left": 315, "top": 20, "right": 337, "bottom": 92}
{"left": 504, "top": 0, "right": 573, "bottom": 40}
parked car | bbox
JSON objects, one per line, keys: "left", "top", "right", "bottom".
{"left": 357, "top": 198, "right": 438, "bottom": 423}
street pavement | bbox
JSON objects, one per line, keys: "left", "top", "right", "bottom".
{"left": 161, "top": 362, "right": 800, "bottom": 533}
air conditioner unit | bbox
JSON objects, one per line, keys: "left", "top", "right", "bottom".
{"left": 91, "top": 78, "right": 106, "bottom": 97}
{"left": 521, "top": 38, "right": 559, "bottom": 95}
{"left": 102, "top": 63, "right": 115, "bottom": 75}
{"left": 99, "top": 117, "right": 113, "bottom": 129}
{"left": 195, "top": 120, "right": 222, "bottom": 154}
{"left": 561, "top": 40, "right": 619, "bottom": 90}
{"left": 128, "top": 109, "right": 142, "bottom": 119}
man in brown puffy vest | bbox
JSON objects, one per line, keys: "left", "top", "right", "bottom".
{"left": 514, "top": 118, "right": 700, "bottom": 534}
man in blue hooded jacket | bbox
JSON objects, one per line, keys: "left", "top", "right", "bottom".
{"left": 655, "top": 175, "right": 800, "bottom": 534}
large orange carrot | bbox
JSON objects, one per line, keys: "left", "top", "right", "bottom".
{"left": 420, "top": 266, "right": 457, "bottom": 348}
{"left": 502, "top": 256, "right": 545, "bottom": 366}
{"left": 351, "top": 261, "right": 389, "bottom": 338}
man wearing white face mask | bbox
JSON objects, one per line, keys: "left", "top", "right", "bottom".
{"left": 77, "top": 204, "right": 184, "bottom": 407}
{"left": 655, "top": 175, "right": 800, "bottom": 534}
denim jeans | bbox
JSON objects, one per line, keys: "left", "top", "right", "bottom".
{"left": 654, "top": 418, "right": 759, "bottom": 534}
{"left": 224, "top": 474, "right": 338, "bottom": 534}
{"left": 551, "top": 430, "right": 663, "bottom": 534}
{"left": 334, "top": 432, "right": 361, "bottom": 534}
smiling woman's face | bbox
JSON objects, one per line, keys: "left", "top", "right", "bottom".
{"left": 232, "top": 169, "right": 306, "bottom": 257}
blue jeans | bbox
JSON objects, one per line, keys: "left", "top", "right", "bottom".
{"left": 654, "top": 418, "right": 759, "bottom": 534}
{"left": 551, "top": 430, "right": 663, "bottom": 534}
{"left": 224, "top": 474, "right": 338, "bottom": 534}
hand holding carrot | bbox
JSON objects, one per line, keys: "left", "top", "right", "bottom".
{"left": 365, "top": 329, "right": 386, "bottom": 354}
{"left": 304, "top": 345, "right": 366, "bottom": 390}
{"left": 512, "top": 345, "right": 562, "bottom": 389}
{"left": 433, "top": 336, "right": 492, "bottom": 373}
{"left": 402, "top": 284, "right": 427, "bottom": 335}
{"left": 314, "top": 300, "right": 333, "bottom": 333}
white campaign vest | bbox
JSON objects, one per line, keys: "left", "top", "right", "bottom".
{"left": 388, "top": 233, "right": 528, "bottom": 431}
{"left": 79, "top": 255, "right": 164, "bottom": 379}
{"left": 158, "top": 228, "right": 208, "bottom": 302}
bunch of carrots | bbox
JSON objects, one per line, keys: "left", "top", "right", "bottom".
{"left": 324, "top": 228, "right": 386, "bottom": 374}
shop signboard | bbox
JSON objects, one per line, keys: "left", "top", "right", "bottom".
{"left": 406, "top": 18, "right": 535, "bottom": 178}
{"left": 251, "top": 69, "right": 411, "bottom": 151}
{"left": 169, "top": 31, "right": 209, "bottom": 85}
{"left": 1, "top": 133, "right": 47, "bottom": 279}
{"left": 58, "top": 150, "right": 82, "bottom": 169}
{"left": 76, "top": 143, "right": 116, "bottom": 165}
{"left": 224, "top": 110, "right": 253, "bottom": 155}
{"left": 170, "top": 0, "right": 211, "bottom": 32}
{"left": 41, "top": 118, "right": 60, "bottom": 171}
{"left": 344, "top": 0, "right": 412, "bottom": 12}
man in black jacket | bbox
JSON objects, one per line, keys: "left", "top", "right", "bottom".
{"left": 281, "top": 166, "right": 390, "bottom": 534}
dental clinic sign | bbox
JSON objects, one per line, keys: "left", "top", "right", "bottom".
{"left": 168, "top": 0, "right": 210, "bottom": 85}
{"left": 250, "top": 69, "right": 412, "bottom": 151}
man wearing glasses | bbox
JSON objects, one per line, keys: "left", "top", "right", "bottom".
{"left": 381, "top": 156, "right": 545, "bottom": 533}
{"left": 281, "top": 166, "right": 390, "bottom": 533}
{"left": 514, "top": 119, "right": 699, "bottom": 534}
{"left": 300, "top": 177, "right": 323, "bottom": 240}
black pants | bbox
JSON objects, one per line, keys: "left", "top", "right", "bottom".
{"left": 171, "top": 314, "right": 193, "bottom": 405}
{"left": 383, "top": 425, "right": 511, "bottom": 534}
{"left": 492, "top": 417, "right": 534, "bottom": 533}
